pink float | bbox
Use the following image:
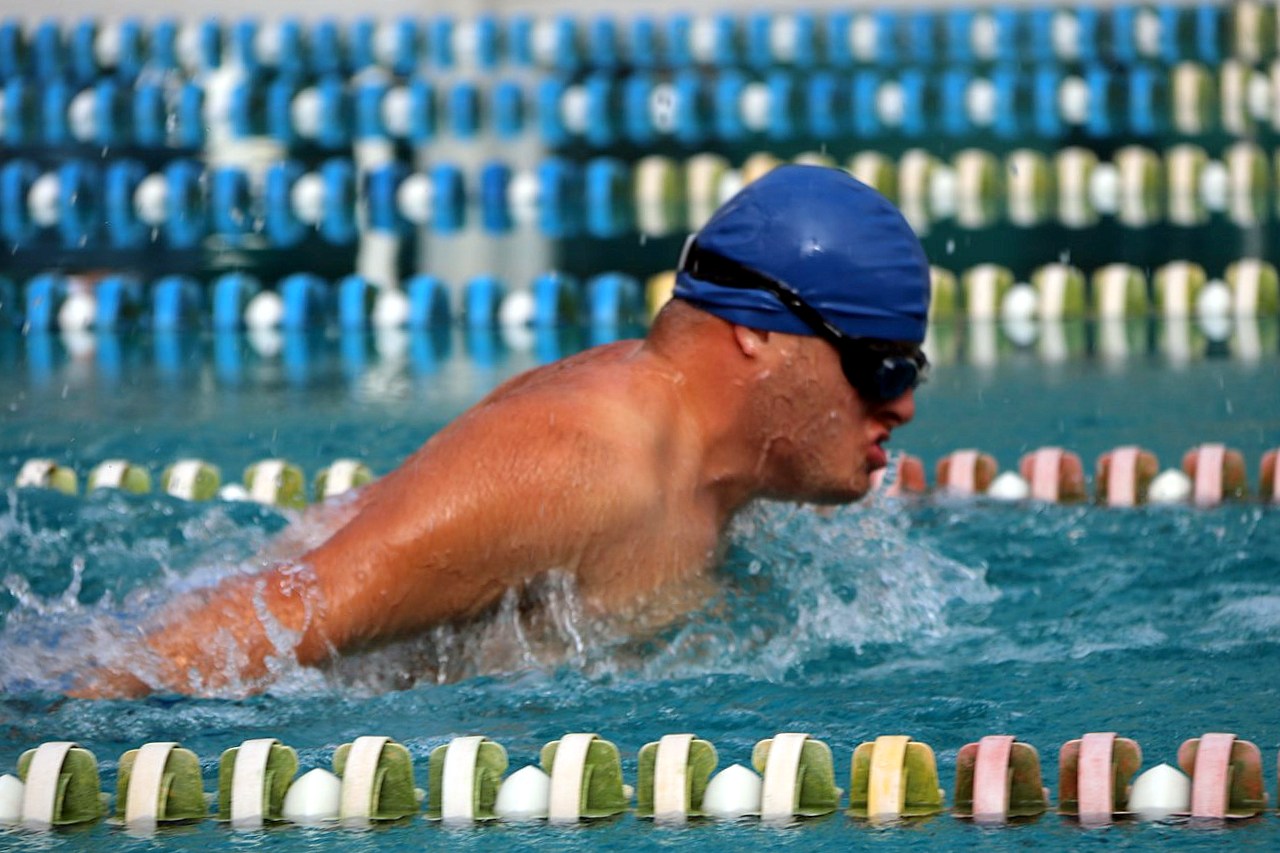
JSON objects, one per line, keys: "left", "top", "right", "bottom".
{"left": 1177, "top": 732, "right": 1267, "bottom": 819}
{"left": 1058, "top": 732, "right": 1142, "bottom": 823}
{"left": 954, "top": 735, "right": 1048, "bottom": 823}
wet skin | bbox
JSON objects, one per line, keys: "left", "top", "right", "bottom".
{"left": 79, "top": 301, "right": 916, "bottom": 697}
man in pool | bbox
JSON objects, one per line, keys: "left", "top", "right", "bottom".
{"left": 81, "top": 164, "right": 930, "bottom": 697}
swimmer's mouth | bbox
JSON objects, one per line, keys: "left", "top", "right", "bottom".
{"left": 868, "top": 432, "right": 891, "bottom": 469}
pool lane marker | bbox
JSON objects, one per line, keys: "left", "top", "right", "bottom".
{"left": 230, "top": 738, "right": 278, "bottom": 827}
{"left": 547, "top": 732, "right": 594, "bottom": 822}
{"left": 1193, "top": 443, "right": 1225, "bottom": 507}
{"left": 124, "top": 741, "right": 176, "bottom": 827}
{"left": 1058, "top": 732, "right": 1142, "bottom": 824}
{"left": 1180, "top": 733, "right": 1267, "bottom": 819}
{"left": 20, "top": 741, "right": 76, "bottom": 827}
{"left": 441, "top": 736, "right": 484, "bottom": 822}
{"left": 849, "top": 735, "right": 945, "bottom": 820}
{"left": 1107, "top": 447, "right": 1140, "bottom": 507}
{"left": 339, "top": 735, "right": 387, "bottom": 821}
{"left": 955, "top": 735, "right": 1048, "bottom": 823}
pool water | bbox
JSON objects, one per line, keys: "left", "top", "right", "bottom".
{"left": 1, "top": 321, "right": 1278, "bottom": 851}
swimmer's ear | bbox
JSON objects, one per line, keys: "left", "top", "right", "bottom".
{"left": 731, "top": 325, "right": 771, "bottom": 357}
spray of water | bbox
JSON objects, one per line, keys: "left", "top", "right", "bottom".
{"left": 0, "top": 487, "right": 996, "bottom": 697}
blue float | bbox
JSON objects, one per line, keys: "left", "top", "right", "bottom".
{"left": 228, "top": 19, "right": 259, "bottom": 70}
{"left": 586, "top": 273, "right": 643, "bottom": 327}
{"left": 806, "top": 71, "right": 843, "bottom": 140}
{"left": 1128, "top": 65, "right": 1164, "bottom": 137}
{"left": 537, "top": 77, "right": 571, "bottom": 146}
{"left": 585, "top": 158, "right": 631, "bottom": 239}
{"left": 479, "top": 161, "right": 512, "bottom": 233}
{"left": 851, "top": 72, "right": 882, "bottom": 138}
{"left": 672, "top": 70, "right": 709, "bottom": 146}
{"left": 586, "top": 16, "right": 620, "bottom": 68}
{"left": 464, "top": 275, "right": 505, "bottom": 328}
{"left": 428, "top": 16, "right": 454, "bottom": 68}
{"left": 264, "top": 159, "right": 308, "bottom": 247}
{"left": 825, "top": 12, "right": 854, "bottom": 67}
{"left": 940, "top": 70, "right": 971, "bottom": 137}
{"left": 531, "top": 271, "right": 580, "bottom": 326}
{"left": 32, "top": 20, "right": 63, "bottom": 80}
{"left": 212, "top": 272, "right": 261, "bottom": 331}
{"left": 24, "top": 273, "right": 68, "bottom": 332}
{"left": 664, "top": 13, "right": 693, "bottom": 66}
{"left": 545, "top": 16, "right": 579, "bottom": 71}
{"left": 165, "top": 159, "right": 207, "bottom": 249}
{"left": 0, "top": 20, "right": 26, "bottom": 80}
{"left": 211, "top": 166, "right": 253, "bottom": 244}
{"left": 765, "top": 70, "right": 799, "bottom": 140}
{"left": 335, "top": 274, "right": 373, "bottom": 326}
{"left": 0, "top": 159, "right": 38, "bottom": 246}
{"left": 1026, "top": 8, "right": 1056, "bottom": 63}
{"left": 1194, "top": 3, "right": 1222, "bottom": 63}
{"left": 173, "top": 82, "right": 205, "bottom": 147}
{"left": 448, "top": 81, "right": 481, "bottom": 138}
{"left": 898, "top": 69, "right": 927, "bottom": 137}
{"left": 152, "top": 275, "right": 203, "bottom": 331}
{"left": 1076, "top": 7, "right": 1101, "bottom": 63}
{"left": 745, "top": 13, "right": 771, "bottom": 68}
{"left": 629, "top": 16, "right": 660, "bottom": 68}
{"left": 537, "top": 158, "right": 582, "bottom": 239}
{"left": 622, "top": 73, "right": 654, "bottom": 146}
{"left": 944, "top": 10, "right": 975, "bottom": 63}
{"left": 584, "top": 72, "right": 620, "bottom": 147}
{"left": 2, "top": 78, "right": 37, "bottom": 145}
{"left": 266, "top": 77, "right": 302, "bottom": 143}
{"left": 57, "top": 160, "right": 99, "bottom": 248}
{"left": 90, "top": 78, "right": 136, "bottom": 146}
{"left": 991, "top": 66, "right": 1028, "bottom": 139}
{"left": 430, "top": 162, "right": 465, "bottom": 234}
{"left": 105, "top": 159, "right": 148, "bottom": 249}
{"left": 272, "top": 18, "right": 308, "bottom": 72}
{"left": 713, "top": 70, "right": 748, "bottom": 141}
{"left": 1032, "top": 66, "right": 1063, "bottom": 137}
{"left": 354, "top": 80, "right": 389, "bottom": 139}
{"left": 318, "top": 159, "right": 356, "bottom": 244}
{"left": 69, "top": 20, "right": 99, "bottom": 82}
{"left": 405, "top": 274, "right": 452, "bottom": 327}
{"left": 472, "top": 16, "right": 501, "bottom": 69}
{"left": 492, "top": 80, "right": 525, "bottom": 138}
{"left": 95, "top": 275, "right": 144, "bottom": 330}
{"left": 313, "top": 76, "right": 350, "bottom": 149}
{"left": 902, "top": 10, "right": 937, "bottom": 65}
{"left": 1110, "top": 5, "right": 1140, "bottom": 63}
{"left": 348, "top": 17, "right": 376, "bottom": 70}
{"left": 133, "top": 82, "right": 167, "bottom": 147}
{"left": 280, "top": 273, "right": 330, "bottom": 330}
{"left": 407, "top": 78, "right": 437, "bottom": 144}
{"left": 1084, "top": 67, "right": 1116, "bottom": 138}
{"left": 365, "top": 162, "right": 409, "bottom": 234}
{"left": 507, "top": 16, "right": 534, "bottom": 66}
{"left": 41, "top": 79, "right": 71, "bottom": 144}
{"left": 311, "top": 19, "right": 345, "bottom": 75}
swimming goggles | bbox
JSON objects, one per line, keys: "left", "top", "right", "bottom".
{"left": 679, "top": 237, "right": 928, "bottom": 403}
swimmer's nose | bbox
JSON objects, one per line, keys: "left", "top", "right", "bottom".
{"left": 875, "top": 388, "right": 916, "bottom": 429}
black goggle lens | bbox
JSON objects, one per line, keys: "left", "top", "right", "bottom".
{"left": 840, "top": 350, "right": 928, "bottom": 403}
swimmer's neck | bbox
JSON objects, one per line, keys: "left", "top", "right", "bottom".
{"left": 640, "top": 319, "right": 786, "bottom": 527}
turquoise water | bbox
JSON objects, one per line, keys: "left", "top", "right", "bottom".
{"left": 1, "top": 321, "right": 1278, "bottom": 850}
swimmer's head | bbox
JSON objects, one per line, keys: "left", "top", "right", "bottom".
{"left": 674, "top": 164, "right": 931, "bottom": 401}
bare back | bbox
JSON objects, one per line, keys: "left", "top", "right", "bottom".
{"left": 98, "top": 336, "right": 726, "bottom": 695}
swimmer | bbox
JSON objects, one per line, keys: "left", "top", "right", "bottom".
{"left": 78, "top": 165, "right": 930, "bottom": 697}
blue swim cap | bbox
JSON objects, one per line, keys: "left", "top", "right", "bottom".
{"left": 674, "top": 164, "right": 930, "bottom": 342}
